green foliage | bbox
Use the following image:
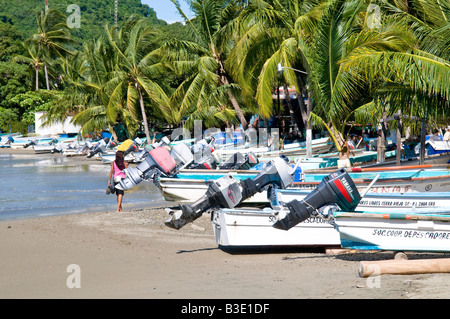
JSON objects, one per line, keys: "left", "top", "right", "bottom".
{"left": 0, "top": 0, "right": 164, "bottom": 47}
{"left": 0, "top": 22, "right": 25, "bottom": 62}
{"left": 0, "top": 106, "right": 18, "bottom": 133}
{"left": 0, "top": 61, "right": 31, "bottom": 107}
{"left": 8, "top": 91, "right": 55, "bottom": 125}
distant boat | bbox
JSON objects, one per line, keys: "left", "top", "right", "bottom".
{"left": 213, "top": 137, "right": 333, "bottom": 158}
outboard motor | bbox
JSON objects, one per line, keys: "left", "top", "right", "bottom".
{"left": 170, "top": 143, "right": 194, "bottom": 167}
{"left": 118, "top": 146, "right": 177, "bottom": 190}
{"left": 164, "top": 156, "right": 294, "bottom": 230}
{"left": 218, "top": 152, "right": 259, "bottom": 170}
{"left": 123, "top": 137, "right": 143, "bottom": 156}
{"left": 272, "top": 169, "right": 361, "bottom": 231}
{"left": 23, "top": 138, "right": 38, "bottom": 148}
{"left": 218, "top": 152, "right": 246, "bottom": 170}
{"left": 87, "top": 137, "right": 109, "bottom": 158}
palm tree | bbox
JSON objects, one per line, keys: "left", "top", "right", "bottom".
{"left": 104, "top": 16, "right": 171, "bottom": 142}
{"left": 69, "top": 39, "right": 120, "bottom": 137}
{"left": 227, "top": 0, "right": 324, "bottom": 158}
{"left": 13, "top": 41, "right": 44, "bottom": 91}
{"left": 231, "top": 0, "right": 441, "bottom": 160}
{"left": 345, "top": 0, "right": 450, "bottom": 126}
{"left": 227, "top": 0, "right": 316, "bottom": 129}
{"left": 168, "top": 0, "right": 249, "bottom": 130}
{"left": 31, "top": 8, "right": 75, "bottom": 90}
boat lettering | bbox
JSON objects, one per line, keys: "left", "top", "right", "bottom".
{"left": 370, "top": 185, "right": 412, "bottom": 193}
{"left": 371, "top": 229, "right": 450, "bottom": 240}
{"left": 303, "top": 217, "right": 328, "bottom": 224}
{"left": 359, "top": 200, "right": 436, "bottom": 207}
{"left": 340, "top": 177, "right": 355, "bottom": 199}
{"left": 372, "top": 229, "right": 403, "bottom": 237}
{"left": 269, "top": 216, "right": 328, "bottom": 224}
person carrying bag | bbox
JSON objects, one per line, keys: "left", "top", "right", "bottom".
{"left": 107, "top": 151, "right": 128, "bottom": 212}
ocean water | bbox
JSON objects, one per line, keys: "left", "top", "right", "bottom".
{"left": 0, "top": 153, "right": 165, "bottom": 221}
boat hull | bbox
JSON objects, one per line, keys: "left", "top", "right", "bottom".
{"left": 212, "top": 208, "right": 340, "bottom": 247}
{"left": 160, "top": 169, "right": 450, "bottom": 203}
{"left": 160, "top": 176, "right": 269, "bottom": 203}
{"left": 274, "top": 189, "right": 450, "bottom": 211}
{"left": 212, "top": 191, "right": 450, "bottom": 248}
{"left": 334, "top": 211, "right": 450, "bottom": 252}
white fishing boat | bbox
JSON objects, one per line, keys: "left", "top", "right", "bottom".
{"left": 159, "top": 172, "right": 267, "bottom": 203}
{"left": 213, "top": 137, "right": 333, "bottom": 157}
{"left": 212, "top": 207, "right": 341, "bottom": 247}
{"left": 294, "top": 168, "right": 450, "bottom": 194}
{"left": 273, "top": 189, "right": 450, "bottom": 211}
{"left": 31, "top": 138, "right": 59, "bottom": 153}
{"left": 158, "top": 166, "right": 450, "bottom": 202}
{"left": 212, "top": 191, "right": 450, "bottom": 248}
{"left": 0, "top": 133, "right": 19, "bottom": 147}
{"left": 334, "top": 211, "right": 450, "bottom": 252}
{"left": 8, "top": 136, "right": 51, "bottom": 149}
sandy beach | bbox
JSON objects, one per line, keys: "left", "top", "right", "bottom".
{"left": 1, "top": 148, "right": 450, "bottom": 300}
{"left": 3, "top": 202, "right": 450, "bottom": 300}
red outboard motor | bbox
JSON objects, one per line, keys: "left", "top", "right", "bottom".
{"left": 273, "top": 169, "right": 361, "bottom": 231}
{"left": 118, "top": 146, "right": 177, "bottom": 190}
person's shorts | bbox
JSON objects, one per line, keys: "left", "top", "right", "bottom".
{"left": 114, "top": 184, "right": 124, "bottom": 195}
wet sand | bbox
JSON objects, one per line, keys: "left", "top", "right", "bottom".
{"left": 1, "top": 148, "right": 450, "bottom": 300}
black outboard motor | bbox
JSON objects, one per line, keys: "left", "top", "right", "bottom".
{"left": 164, "top": 156, "right": 294, "bottom": 230}
{"left": 272, "top": 169, "right": 361, "bottom": 231}
{"left": 190, "top": 154, "right": 218, "bottom": 169}
{"left": 23, "top": 138, "right": 38, "bottom": 148}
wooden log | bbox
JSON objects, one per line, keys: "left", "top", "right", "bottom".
{"left": 358, "top": 258, "right": 450, "bottom": 278}
{"left": 325, "top": 248, "right": 355, "bottom": 255}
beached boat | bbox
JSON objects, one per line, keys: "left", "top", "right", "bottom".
{"left": 160, "top": 171, "right": 271, "bottom": 203}
{"left": 213, "top": 137, "right": 333, "bottom": 158}
{"left": 158, "top": 165, "right": 450, "bottom": 203}
{"left": 0, "top": 133, "right": 19, "bottom": 148}
{"left": 159, "top": 164, "right": 303, "bottom": 202}
{"left": 281, "top": 150, "right": 397, "bottom": 170}
{"left": 212, "top": 207, "right": 341, "bottom": 247}
{"left": 295, "top": 167, "right": 450, "bottom": 194}
{"left": 334, "top": 211, "right": 450, "bottom": 252}
{"left": 212, "top": 191, "right": 450, "bottom": 248}
{"left": 273, "top": 189, "right": 450, "bottom": 211}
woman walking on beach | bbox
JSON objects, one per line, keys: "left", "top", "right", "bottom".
{"left": 108, "top": 151, "right": 128, "bottom": 212}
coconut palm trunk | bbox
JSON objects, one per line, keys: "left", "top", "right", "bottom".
{"left": 225, "top": 81, "right": 248, "bottom": 130}
{"left": 283, "top": 85, "right": 299, "bottom": 134}
{"left": 215, "top": 47, "right": 248, "bottom": 130}
{"left": 137, "top": 83, "right": 151, "bottom": 143}
{"left": 35, "top": 67, "right": 39, "bottom": 91}
{"left": 44, "top": 63, "right": 50, "bottom": 90}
